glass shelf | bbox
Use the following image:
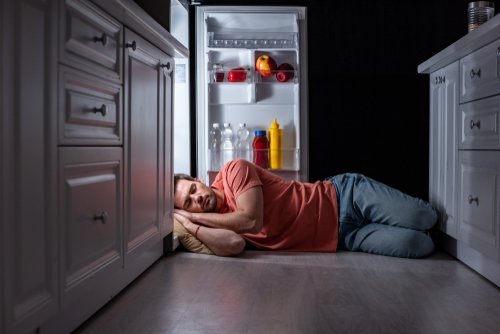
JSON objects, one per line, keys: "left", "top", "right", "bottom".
{"left": 207, "top": 148, "right": 300, "bottom": 171}
{"left": 207, "top": 32, "right": 298, "bottom": 49}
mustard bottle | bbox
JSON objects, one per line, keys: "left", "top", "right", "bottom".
{"left": 268, "top": 118, "right": 283, "bottom": 169}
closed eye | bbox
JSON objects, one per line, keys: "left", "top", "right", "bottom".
{"left": 183, "top": 183, "right": 196, "bottom": 209}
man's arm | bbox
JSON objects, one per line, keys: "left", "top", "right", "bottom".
{"left": 175, "top": 186, "right": 264, "bottom": 234}
{"left": 174, "top": 213, "right": 245, "bottom": 257}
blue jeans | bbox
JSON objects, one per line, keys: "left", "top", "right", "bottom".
{"left": 327, "top": 173, "right": 438, "bottom": 258}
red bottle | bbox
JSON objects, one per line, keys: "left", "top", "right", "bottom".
{"left": 252, "top": 130, "right": 269, "bottom": 168}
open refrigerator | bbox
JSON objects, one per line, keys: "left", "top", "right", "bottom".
{"left": 195, "top": 6, "right": 308, "bottom": 184}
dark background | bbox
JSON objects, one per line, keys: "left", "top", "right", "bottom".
{"left": 139, "top": 0, "right": 490, "bottom": 200}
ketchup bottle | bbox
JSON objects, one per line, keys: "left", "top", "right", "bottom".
{"left": 252, "top": 130, "right": 269, "bottom": 168}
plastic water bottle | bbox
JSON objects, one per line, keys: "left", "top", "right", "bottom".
{"left": 209, "top": 123, "right": 221, "bottom": 170}
{"left": 235, "top": 123, "right": 251, "bottom": 161}
{"left": 221, "top": 123, "right": 234, "bottom": 164}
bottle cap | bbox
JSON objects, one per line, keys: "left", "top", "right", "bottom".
{"left": 224, "top": 122, "right": 230, "bottom": 127}
{"left": 270, "top": 118, "right": 279, "bottom": 129}
{"left": 213, "top": 123, "right": 220, "bottom": 128}
{"left": 239, "top": 123, "right": 246, "bottom": 127}
{"left": 254, "top": 130, "right": 266, "bottom": 136}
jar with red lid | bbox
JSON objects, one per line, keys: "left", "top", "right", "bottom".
{"left": 252, "top": 130, "right": 269, "bottom": 168}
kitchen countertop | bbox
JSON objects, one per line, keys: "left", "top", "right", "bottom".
{"left": 91, "top": 0, "right": 189, "bottom": 58}
{"left": 418, "top": 13, "right": 500, "bottom": 74}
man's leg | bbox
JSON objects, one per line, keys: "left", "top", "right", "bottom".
{"left": 351, "top": 173, "right": 438, "bottom": 231}
{"left": 330, "top": 173, "right": 438, "bottom": 258}
{"left": 342, "top": 223, "right": 435, "bottom": 258}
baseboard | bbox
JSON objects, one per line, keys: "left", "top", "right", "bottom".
{"left": 440, "top": 232, "right": 500, "bottom": 288}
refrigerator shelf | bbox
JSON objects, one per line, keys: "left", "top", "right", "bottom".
{"left": 209, "top": 69, "right": 298, "bottom": 84}
{"left": 207, "top": 32, "right": 298, "bottom": 49}
{"left": 208, "top": 82, "right": 297, "bottom": 105}
{"left": 208, "top": 148, "right": 300, "bottom": 172}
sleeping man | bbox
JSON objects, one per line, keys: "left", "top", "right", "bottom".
{"left": 173, "top": 159, "right": 437, "bottom": 258}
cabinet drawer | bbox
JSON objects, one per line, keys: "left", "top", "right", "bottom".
{"left": 59, "top": 66, "right": 122, "bottom": 145}
{"left": 59, "top": 147, "right": 123, "bottom": 307}
{"left": 460, "top": 39, "right": 500, "bottom": 103}
{"left": 61, "top": 0, "right": 122, "bottom": 83}
{"left": 458, "top": 151, "right": 500, "bottom": 260}
{"left": 459, "top": 95, "right": 500, "bottom": 150}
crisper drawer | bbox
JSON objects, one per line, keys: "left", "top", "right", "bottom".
{"left": 459, "top": 95, "right": 500, "bottom": 150}
{"left": 59, "top": 147, "right": 123, "bottom": 307}
{"left": 458, "top": 150, "right": 500, "bottom": 260}
{"left": 61, "top": 0, "right": 123, "bottom": 83}
{"left": 460, "top": 38, "right": 500, "bottom": 103}
{"left": 59, "top": 66, "right": 122, "bottom": 145}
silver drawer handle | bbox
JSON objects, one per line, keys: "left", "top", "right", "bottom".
{"left": 470, "top": 119, "right": 481, "bottom": 129}
{"left": 93, "top": 211, "right": 108, "bottom": 224}
{"left": 93, "top": 104, "right": 107, "bottom": 117}
{"left": 470, "top": 68, "right": 481, "bottom": 79}
{"left": 126, "top": 40, "right": 137, "bottom": 51}
{"left": 468, "top": 195, "right": 479, "bottom": 205}
{"left": 93, "top": 33, "right": 108, "bottom": 46}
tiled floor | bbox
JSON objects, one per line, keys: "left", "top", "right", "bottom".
{"left": 74, "top": 250, "right": 500, "bottom": 334}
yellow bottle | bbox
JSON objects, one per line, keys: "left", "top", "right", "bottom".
{"left": 268, "top": 118, "right": 283, "bottom": 169}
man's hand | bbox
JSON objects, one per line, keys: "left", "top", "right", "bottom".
{"left": 173, "top": 212, "right": 245, "bottom": 257}
{"left": 174, "top": 209, "right": 194, "bottom": 222}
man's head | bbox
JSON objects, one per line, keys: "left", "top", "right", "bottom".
{"left": 174, "top": 173, "right": 219, "bottom": 213}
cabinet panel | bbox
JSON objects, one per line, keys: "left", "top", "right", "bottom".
{"left": 429, "top": 61, "right": 459, "bottom": 238}
{"left": 460, "top": 95, "right": 500, "bottom": 150}
{"left": 458, "top": 151, "right": 500, "bottom": 260}
{"left": 460, "top": 38, "right": 500, "bottom": 103}
{"left": 59, "top": 66, "right": 122, "bottom": 145}
{"left": 61, "top": 0, "right": 123, "bottom": 83}
{"left": 124, "top": 29, "right": 172, "bottom": 263}
{"left": 59, "top": 147, "right": 123, "bottom": 308}
{"left": 1, "top": 0, "right": 59, "bottom": 333}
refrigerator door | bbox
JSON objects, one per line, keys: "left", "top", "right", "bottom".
{"left": 196, "top": 6, "right": 308, "bottom": 184}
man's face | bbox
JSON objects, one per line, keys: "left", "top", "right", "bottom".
{"left": 174, "top": 179, "right": 218, "bottom": 213}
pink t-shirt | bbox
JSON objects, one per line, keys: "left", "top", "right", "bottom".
{"left": 211, "top": 159, "right": 339, "bottom": 252}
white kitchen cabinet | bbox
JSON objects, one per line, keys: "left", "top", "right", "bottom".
{"left": 429, "top": 61, "right": 459, "bottom": 238}
{"left": 458, "top": 151, "right": 500, "bottom": 260}
{"left": 1, "top": 0, "right": 183, "bottom": 332}
{"left": 58, "top": 147, "right": 123, "bottom": 308}
{"left": 419, "top": 14, "right": 500, "bottom": 287}
{"left": 124, "top": 28, "right": 173, "bottom": 270}
{"left": 1, "top": 0, "right": 59, "bottom": 333}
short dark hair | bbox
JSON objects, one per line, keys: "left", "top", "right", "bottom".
{"left": 174, "top": 173, "right": 195, "bottom": 194}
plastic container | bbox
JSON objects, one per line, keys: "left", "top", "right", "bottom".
{"left": 235, "top": 123, "right": 251, "bottom": 161}
{"left": 252, "top": 130, "right": 269, "bottom": 168}
{"left": 209, "top": 123, "right": 222, "bottom": 170}
{"left": 268, "top": 118, "right": 283, "bottom": 169}
{"left": 222, "top": 123, "right": 234, "bottom": 164}
{"left": 468, "top": 1, "right": 495, "bottom": 32}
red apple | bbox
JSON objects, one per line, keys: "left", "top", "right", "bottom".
{"left": 255, "top": 55, "right": 277, "bottom": 78}
{"left": 276, "top": 63, "right": 295, "bottom": 82}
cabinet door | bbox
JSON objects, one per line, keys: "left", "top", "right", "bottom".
{"left": 124, "top": 29, "right": 172, "bottom": 268}
{"left": 1, "top": 0, "right": 58, "bottom": 333}
{"left": 59, "top": 147, "right": 123, "bottom": 308}
{"left": 458, "top": 151, "right": 500, "bottom": 260}
{"left": 429, "top": 61, "right": 459, "bottom": 238}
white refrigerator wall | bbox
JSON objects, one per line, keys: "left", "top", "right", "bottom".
{"left": 171, "top": 0, "right": 191, "bottom": 175}
{"left": 196, "top": 6, "right": 308, "bottom": 184}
